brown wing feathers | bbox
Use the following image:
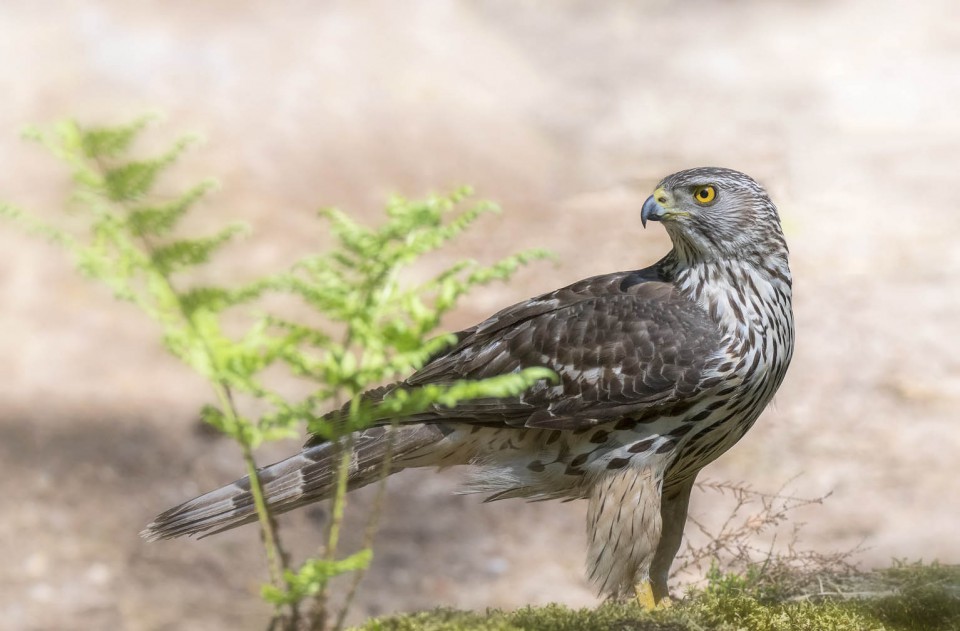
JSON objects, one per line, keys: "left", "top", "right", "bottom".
{"left": 398, "top": 270, "right": 725, "bottom": 431}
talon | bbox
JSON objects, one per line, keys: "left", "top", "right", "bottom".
{"left": 635, "top": 580, "right": 671, "bottom": 610}
{"left": 635, "top": 580, "right": 657, "bottom": 610}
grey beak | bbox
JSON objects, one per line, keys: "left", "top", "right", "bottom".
{"left": 641, "top": 195, "right": 664, "bottom": 228}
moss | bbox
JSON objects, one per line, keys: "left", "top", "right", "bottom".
{"left": 507, "top": 603, "right": 686, "bottom": 631}
{"left": 356, "top": 563, "right": 960, "bottom": 631}
{"left": 680, "top": 591, "right": 879, "bottom": 631}
{"left": 360, "top": 603, "right": 686, "bottom": 631}
{"left": 857, "top": 562, "right": 960, "bottom": 630}
{"left": 360, "top": 608, "right": 520, "bottom": 631}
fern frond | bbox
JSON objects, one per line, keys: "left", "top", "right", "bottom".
{"left": 149, "top": 224, "right": 248, "bottom": 274}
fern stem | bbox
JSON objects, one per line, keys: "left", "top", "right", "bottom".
{"left": 134, "top": 223, "right": 292, "bottom": 618}
{"left": 333, "top": 419, "right": 399, "bottom": 631}
{"left": 309, "top": 394, "right": 356, "bottom": 630}
{"left": 139, "top": 236, "right": 292, "bottom": 604}
{"left": 212, "top": 382, "right": 286, "bottom": 589}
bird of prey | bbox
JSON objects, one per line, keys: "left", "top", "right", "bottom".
{"left": 143, "top": 167, "right": 794, "bottom": 606}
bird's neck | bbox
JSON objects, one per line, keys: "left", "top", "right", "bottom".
{"left": 658, "top": 249, "right": 794, "bottom": 346}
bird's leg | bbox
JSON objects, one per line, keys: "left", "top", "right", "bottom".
{"left": 634, "top": 579, "right": 659, "bottom": 610}
{"left": 649, "top": 473, "right": 697, "bottom": 604}
{"left": 587, "top": 466, "right": 663, "bottom": 605}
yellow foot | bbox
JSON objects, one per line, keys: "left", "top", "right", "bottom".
{"left": 634, "top": 580, "right": 672, "bottom": 610}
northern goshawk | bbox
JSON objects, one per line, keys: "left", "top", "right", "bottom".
{"left": 143, "top": 167, "right": 794, "bottom": 605}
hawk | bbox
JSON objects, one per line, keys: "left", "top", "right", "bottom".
{"left": 143, "top": 167, "right": 794, "bottom": 606}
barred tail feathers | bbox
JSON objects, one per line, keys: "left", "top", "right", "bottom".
{"left": 141, "top": 424, "right": 445, "bottom": 541}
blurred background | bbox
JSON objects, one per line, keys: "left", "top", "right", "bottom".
{"left": 2, "top": 1, "right": 959, "bottom": 629}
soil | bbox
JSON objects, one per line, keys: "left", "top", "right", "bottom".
{"left": 1, "top": 1, "right": 958, "bottom": 629}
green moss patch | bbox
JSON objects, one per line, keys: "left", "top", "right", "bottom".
{"left": 357, "top": 563, "right": 960, "bottom": 631}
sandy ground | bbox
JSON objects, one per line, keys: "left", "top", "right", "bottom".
{"left": 1, "top": 1, "right": 959, "bottom": 629}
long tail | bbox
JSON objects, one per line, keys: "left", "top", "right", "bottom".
{"left": 141, "top": 424, "right": 445, "bottom": 541}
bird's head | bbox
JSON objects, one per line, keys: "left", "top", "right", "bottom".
{"left": 641, "top": 167, "right": 788, "bottom": 264}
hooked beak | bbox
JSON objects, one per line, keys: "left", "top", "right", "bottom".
{"left": 641, "top": 194, "right": 665, "bottom": 228}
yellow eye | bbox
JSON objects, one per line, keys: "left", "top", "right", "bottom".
{"left": 693, "top": 185, "right": 716, "bottom": 205}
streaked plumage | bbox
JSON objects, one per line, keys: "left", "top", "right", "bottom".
{"left": 143, "top": 167, "right": 794, "bottom": 603}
